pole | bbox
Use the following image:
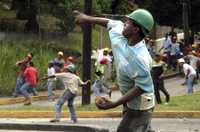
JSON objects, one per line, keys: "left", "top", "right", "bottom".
{"left": 100, "top": 27, "right": 103, "bottom": 49}
{"left": 182, "top": 0, "right": 190, "bottom": 46}
{"left": 82, "top": 0, "right": 92, "bottom": 105}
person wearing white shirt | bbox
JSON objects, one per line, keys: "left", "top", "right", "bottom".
{"left": 178, "top": 58, "right": 196, "bottom": 93}
{"left": 47, "top": 61, "right": 56, "bottom": 100}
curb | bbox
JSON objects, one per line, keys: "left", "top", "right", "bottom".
{"left": 0, "top": 111, "right": 200, "bottom": 118}
{"left": 0, "top": 95, "right": 59, "bottom": 105}
{"left": 0, "top": 123, "right": 109, "bottom": 132}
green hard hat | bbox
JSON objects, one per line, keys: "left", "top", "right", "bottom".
{"left": 66, "top": 64, "right": 75, "bottom": 73}
{"left": 126, "top": 9, "right": 154, "bottom": 35}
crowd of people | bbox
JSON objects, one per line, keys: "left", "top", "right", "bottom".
{"left": 145, "top": 32, "right": 200, "bottom": 104}
{"left": 13, "top": 50, "right": 92, "bottom": 123}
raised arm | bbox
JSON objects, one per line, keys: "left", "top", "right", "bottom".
{"left": 73, "top": 10, "right": 110, "bottom": 27}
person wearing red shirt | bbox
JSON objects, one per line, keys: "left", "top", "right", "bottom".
{"left": 20, "top": 61, "right": 38, "bottom": 105}
{"left": 12, "top": 52, "right": 34, "bottom": 97}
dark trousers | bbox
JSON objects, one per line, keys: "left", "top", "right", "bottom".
{"left": 154, "top": 78, "right": 170, "bottom": 104}
{"left": 117, "top": 105, "right": 153, "bottom": 132}
{"left": 169, "top": 55, "right": 178, "bottom": 70}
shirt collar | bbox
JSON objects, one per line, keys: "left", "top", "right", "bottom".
{"left": 130, "top": 40, "right": 145, "bottom": 49}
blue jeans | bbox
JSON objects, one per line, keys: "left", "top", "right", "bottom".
{"left": 55, "top": 89, "right": 76, "bottom": 121}
{"left": 92, "top": 80, "right": 110, "bottom": 96}
{"left": 187, "top": 75, "right": 196, "bottom": 94}
{"left": 28, "top": 88, "right": 38, "bottom": 96}
{"left": 20, "top": 82, "right": 33, "bottom": 99}
{"left": 47, "top": 81, "right": 56, "bottom": 97}
{"left": 13, "top": 76, "right": 25, "bottom": 96}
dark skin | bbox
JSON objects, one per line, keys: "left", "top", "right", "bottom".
{"left": 74, "top": 10, "right": 145, "bottom": 110}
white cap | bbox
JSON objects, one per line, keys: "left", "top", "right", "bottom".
{"left": 178, "top": 58, "right": 185, "bottom": 63}
{"left": 58, "top": 51, "right": 63, "bottom": 56}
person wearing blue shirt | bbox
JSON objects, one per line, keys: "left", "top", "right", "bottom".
{"left": 169, "top": 36, "right": 182, "bottom": 71}
{"left": 74, "top": 9, "right": 155, "bottom": 132}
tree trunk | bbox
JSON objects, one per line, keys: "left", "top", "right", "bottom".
{"left": 24, "top": 17, "right": 39, "bottom": 34}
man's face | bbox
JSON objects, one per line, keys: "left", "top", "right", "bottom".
{"left": 122, "top": 19, "right": 138, "bottom": 39}
{"left": 58, "top": 55, "right": 63, "bottom": 59}
{"left": 171, "top": 36, "right": 177, "bottom": 43}
{"left": 179, "top": 62, "right": 184, "bottom": 67}
{"left": 26, "top": 53, "right": 32, "bottom": 60}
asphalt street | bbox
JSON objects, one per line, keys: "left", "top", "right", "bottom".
{"left": 0, "top": 118, "right": 200, "bottom": 132}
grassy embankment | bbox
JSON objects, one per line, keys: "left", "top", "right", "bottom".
{"left": 0, "top": 25, "right": 110, "bottom": 96}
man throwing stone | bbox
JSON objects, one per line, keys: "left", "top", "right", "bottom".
{"left": 74, "top": 9, "right": 155, "bottom": 132}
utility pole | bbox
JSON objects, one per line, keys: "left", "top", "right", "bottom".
{"left": 82, "top": 0, "right": 92, "bottom": 105}
{"left": 182, "top": 0, "right": 190, "bottom": 46}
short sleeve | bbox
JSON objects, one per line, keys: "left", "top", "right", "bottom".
{"left": 77, "top": 76, "right": 84, "bottom": 85}
{"left": 107, "top": 20, "right": 124, "bottom": 31}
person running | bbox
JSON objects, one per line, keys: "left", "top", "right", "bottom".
{"left": 74, "top": 8, "right": 155, "bottom": 132}
{"left": 20, "top": 61, "right": 39, "bottom": 105}
{"left": 42, "top": 64, "right": 90, "bottom": 123}
{"left": 151, "top": 54, "right": 170, "bottom": 104}
{"left": 92, "top": 48, "right": 112, "bottom": 98}
{"left": 13, "top": 52, "right": 34, "bottom": 97}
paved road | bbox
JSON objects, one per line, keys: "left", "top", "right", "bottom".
{"left": 0, "top": 118, "right": 199, "bottom": 132}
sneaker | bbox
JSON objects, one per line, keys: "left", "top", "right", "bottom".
{"left": 24, "top": 99, "right": 32, "bottom": 105}
{"left": 50, "top": 119, "right": 60, "bottom": 123}
{"left": 49, "top": 95, "right": 56, "bottom": 101}
{"left": 13, "top": 94, "right": 18, "bottom": 98}
{"left": 72, "top": 119, "right": 78, "bottom": 123}
{"left": 12, "top": 92, "right": 18, "bottom": 98}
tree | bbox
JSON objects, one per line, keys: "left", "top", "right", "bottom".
{"left": 46, "top": 0, "right": 81, "bottom": 34}
{"left": 146, "top": 0, "right": 200, "bottom": 32}
{"left": 11, "top": 0, "right": 39, "bottom": 34}
{"left": 190, "top": 0, "right": 200, "bottom": 32}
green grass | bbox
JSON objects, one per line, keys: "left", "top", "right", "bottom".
{"left": 0, "top": 39, "right": 56, "bottom": 94}
{"left": 0, "top": 24, "right": 111, "bottom": 96}
{"left": 155, "top": 92, "right": 200, "bottom": 111}
{"left": 0, "top": 10, "right": 15, "bottom": 18}
{"left": 0, "top": 92, "right": 200, "bottom": 111}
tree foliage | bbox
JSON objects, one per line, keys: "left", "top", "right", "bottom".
{"left": 145, "top": 0, "right": 200, "bottom": 32}
{"left": 190, "top": 0, "right": 200, "bottom": 31}
{"left": 11, "top": 0, "right": 40, "bottom": 33}
{"left": 48, "top": 0, "right": 81, "bottom": 34}
{"left": 95, "top": 0, "right": 113, "bottom": 14}
{"left": 110, "top": 0, "right": 136, "bottom": 14}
